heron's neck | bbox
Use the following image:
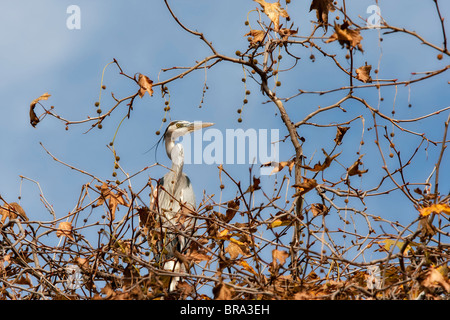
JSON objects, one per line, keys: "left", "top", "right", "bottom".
{"left": 166, "top": 137, "right": 184, "bottom": 172}
{"left": 165, "top": 135, "right": 175, "bottom": 160}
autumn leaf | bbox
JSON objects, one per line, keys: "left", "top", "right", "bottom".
{"left": 244, "top": 177, "right": 261, "bottom": 194}
{"left": 380, "top": 239, "right": 415, "bottom": 255}
{"left": 254, "top": 0, "right": 289, "bottom": 32}
{"left": 16, "top": 274, "right": 33, "bottom": 287}
{"left": 29, "top": 92, "right": 51, "bottom": 127}
{"left": 138, "top": 74, "right": 154, "bottom": 97}
{"left": 0, "top": 202, "right": 28, "bottom": 224}
{"left": 213, "top": 280, "right": 234, "bottom": 300}
{"left": 334, "top": 126, "right": 350, "bottom": 145}
{"left": 347, "top": 155, "right": 368, "bottom": 176}
{"left": 356, "top": 63, "right": 373, "bottom": 83}
{"left": 186, "top": 249, "right": 211, "bottom": 263}
{"left": 217, "top": 228, "right": 231, "bottom": 240}
{"left": 419, "top": 203, "right": 450, "bottom": 217}
{"left": 108, "top": 191, "right": 128, "bottom": 221}
{"left": 272, "top": 249, "right": 289, "bottom": 266}
{"left": 56, "top": 221, "right": 75, "bottom": 241}
{"left": 75, "top": 257, "right": 90, "bottom": 271}
{"left": 301, "top": 149, "right": 341, "bottom": 172}
{"left": 309, "top": 0, "right": 335, "bottom": 31}
{"left": 292, "top": 177, "right": 318, "bottom": 196}
{"left": 224, "top": 200, "right": 239, "bottom": 223}
{"left": 279, "top": 28, "right": 298, "bottom": 41}
{"left": 421, "top": 266, "right": 450, "bottom": 293}
{"left": 225, "top": 242, "right": 246, "bottom": 259}
{"left": 245, "top": 29, "right": 266, "bottom": 47}
{"left": 310, "top": 203, "right": 329, "bottom": 216}
{"left": 326, "top": 21, "right": 363, "bottom": 51}
{"left": 261, "top": 159, "right": 295, "bottom": 175}
{"left": 238, "top": 260, "right": 258, "bottom": 275}
{"left": 95, "top": 183, "right": 129, "bottom": 221}
{"left": 268, "top": 211, "right": 292, "bottom": 228}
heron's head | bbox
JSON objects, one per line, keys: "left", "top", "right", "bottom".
{"left": 164, "top": 120, "right": 214, "bottom": 141}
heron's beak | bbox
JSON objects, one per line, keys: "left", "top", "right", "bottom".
{"left": 188, "top": 122, "right": 214, "bottom": 132}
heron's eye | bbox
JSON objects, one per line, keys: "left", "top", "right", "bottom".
{"left": 176, "top": 123, "right": 183, "bottom": 128}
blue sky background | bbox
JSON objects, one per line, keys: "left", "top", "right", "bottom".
{"left": 0, "top": 0, "right": 449, "bottom": 254}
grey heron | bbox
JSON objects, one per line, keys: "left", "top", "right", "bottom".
{"left": 151, "top": 120, "right": 213, "bottom": 292}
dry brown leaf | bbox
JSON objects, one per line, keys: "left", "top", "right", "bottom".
{"left": 309, "top": 0, "right": 335, "bottom": 31}
{"left": 107, "top": 191, "right": 128, "bottom": 221}
{"left": 29, "top": 92, "right": 51, "bottom": 127}
{"left": 419, "top": 203, "right": 450, "bottom": 217}
{"left": 0, "top": 202, "right": 28, "bottom": 224}
{"left": 301, "top": 149, "right": 341, "bottom": 172}
{"left": 334, "top": 126, "right": 350, "bottom": 145}
{"left": 269, "top": 211, "right": 292, "bottom": 228}
{"left": 15, "top": 274, "right": 32, "bottom": 287}
{"left": 326, "top": 21, "right": 363, "bottom": 51}
{"left": 186, "top": 249, "right": 211, "bottom": 263}
{"left": 254, "top": 0, "right": 289, "bottom": 32}
{"left": 56, "top": 221, "right": 75, "bottom": 241}
{"left": 226, "top": 242, "right": 246, "bottom": 259}
{"left": 422, "top": 267, "right": 450, "bottom": 293}
{"left": 272, "top": 249, "right": 289, "bottom": 266}
{"left": 224, "top": 200, "right": 239, "bottom": 223}
{"left": 347, "top": 155, "right": 368, "bottom": 176}
{"left": 293, "top": 177, "right": 318, "bottom": 196}
{"left": 238, "top": 260, "right": 257, "bottom": 275}
{"left": 245, "top": 29, "right": 266, "bottom": 47}
{"left": 356, "top": 63, "right": 373, "bottom": 83}
{"left": 95, "top": 183, "right": 129, "bottom": 221}
{"left": 261, "top": 159, "right": 295, "bottom": 175}
{"left": 310, "top": 203, "right": 329, "bottom": 216}
{"left": 138, "top": 74, "right": 154, "bottom": 98}
{"left": 213, "top": 280, "right": 234, "bottom": 300}
{"left": 75, "top": 257, "right": 90, "bottom": 271}
{"left": 279, "top": 28, "right": 298, "bottom": 41}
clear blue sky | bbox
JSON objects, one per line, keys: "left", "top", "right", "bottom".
{"left": 0, "top": 0, "right": 448, "bottom": 241}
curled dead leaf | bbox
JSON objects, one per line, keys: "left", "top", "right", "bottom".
{"left": 272, "top": 249, "right": 289, "bottom": 266}
{"left": 57, "top": 221, "right": 75, "bottom": 241}
{"left": 326, "top": 21, "right": 363, "bottom": 51}
{"left": 254, "top": 0, "right": 289, "bottom": 32}
{"left": 224, "top": 200, "right": 240, "bottom": 223}
{"left": 292, "top": 177, "right": 318, "bottom": 196}
{"left": 245, "top": 29, "right": 266, "bottom": 47}
{"left": 29, "top": 92, "right": 51, "bottom": 127}
{"left": 95, "top": 183, "right": 129, "bottom": 221}
{"left": 268, "top": 211, "right": 292, "bottom": 228}
{"left": 334, "top": 126, "right": 350, "bottom": 145}
{"left": 310, "top": 203, "right": 329, "bottom": 216}
{"left": 238, "top": 260, "right": 257, "bottom": 275}
{"left": 309, "top": 0, "right": 335, "bottom": 31}
{"left": 0, "top": 202, "right": 28, "bottom": 225}
{"left": 421, "top": 267, "right": 450, "bottom": 293}
{"left": 213, "top": 280, "right": 234, "bottom": 300}
{"left": 301, "top": 149, "right": 340, "bottom": 172}
{"left": 419, "top": 203, "right": 450, "bottom": 217}
{"left": 138, "top": 74, "right": 154, "bottom": 98}
{"left": 347, "top": 155, "right": 368, "bottom": 176}
{"left": 261, "top": 159, "right": 295, "bottom": 175}
{"left": 356, "top": 63, "right": 372, "bottom": 83}
{"left": 186, "top": 249, "right": 211, "bottom": 263}
{"left": 279, "top": 28, "right": 298, "bottom": 41}
{"left": 225, "top": 242, "right": 246, "bottom": 260}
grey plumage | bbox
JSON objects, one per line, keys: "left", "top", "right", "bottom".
{"left": 151, "top": 120, "right": 213, "bottom": 291}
